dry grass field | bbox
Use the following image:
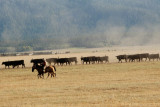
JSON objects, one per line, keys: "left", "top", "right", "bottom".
{"left": 1, "top": 46, "right": 160, "bottom": 106}
{"left": 1, "top": 62, "right": 160, "bottom": 106}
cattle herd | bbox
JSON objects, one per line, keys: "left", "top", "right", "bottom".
{"left": 1, "top": 53, "right": 160, "bottom": 69}
{"left": 116, "top": 53, "right": 159, "bottom": 63}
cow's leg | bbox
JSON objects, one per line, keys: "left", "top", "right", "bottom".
{"left": 133, "top": 59, "right": 135, "bottom": 62}
{"left": 42, "top": 74, "right": 44, "bottom": 79}
{"left": 120, "top": 59, "right": 122, "bottom": 63}
{"left": 126, "top": 59, "right": 128, "bottom": 62}
{"left": 52, "top": 73, "right": 54, "bottom": 77}
{"left": 130, "top": 59, "right": 132, "bottom": 62}
{"left": 51, "top": 73, "right": 54, "bottom": 78}
{"left": 50, "top": 73, "right": 52, "bottom": 78}
{"left": 39, "top": 74, "right": 42, "bottom": 79}
{"left": 38, "top": 74, "right": 41, "bottom": 78}
{"left": 47, "top": 73, "right": 50, "bottom": 78}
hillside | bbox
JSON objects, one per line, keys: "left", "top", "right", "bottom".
{"left": 0, "top": 0, "right": 160, "bottom": 52}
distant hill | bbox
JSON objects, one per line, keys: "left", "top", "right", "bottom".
{"left": 0, "top": 0, "right": 160, "bottom": 52}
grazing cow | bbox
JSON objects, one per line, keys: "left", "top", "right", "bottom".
{"left": 2, "top": 61, "right": 12, "bottom": 68}
{"left": 46, "top": 57, "right": 78, "bottom": 66}
{"left": 90, "top": 56, "right": 97, "bottom": 64}
{"left": 45, "top": 66, "right": 56, "bottom": 78}
{"left": 68, "top": 57, "right": 78, "bottom": 65}
{"left": 31, "top": 58, "right": 46, "bottom": 69}
{"left": 94, "top": 56, "right": 100, "bottom": 63}
{"left": 12, "top": 60, "right": 25, "bottom": 68}
{"left": 128, "top": 54, "right": 141, "bottom": 62}
{"left": 81, "top": 56, "right": 105, "bottom": 64}
{"left": 56, "top": 58, "right": 70, "bottom": 66}
{"left": 139, "top": 53, "right": 149, "bottom": 61}
{"left": 46, "top": 58, "right": 58, "bottom": 65}
{"left": 116, "top": 55, "right": 128, "bottom": 63}
{"left": 149, "top": 54, "right": 159, "bottom": 61}
{"left": 30, "top": 58, "right": 45, "bottom": 64}
{"left": 99, "top": 56, "right": 109, "bottom": 63}
{"left": 32, "top": 64, "right": 44, "bottom": 79}
{"left": 81, "top": 56, "right": 92, "bottom": 64}
{"left": 2, "top": 60, "right": 25, "bottom": 68}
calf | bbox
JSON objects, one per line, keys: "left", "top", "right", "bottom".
{"left": 45, "top": 66, "right": 56, "bottom": 78}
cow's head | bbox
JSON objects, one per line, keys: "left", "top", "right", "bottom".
{"left": 2, "top": 62, "right": 5, "bottom": 65}
{"left": 32, "top": 64, "right": 37, "bottom": 72}
{"left": 81, "top": 57, "right": 84, "bottom": 60}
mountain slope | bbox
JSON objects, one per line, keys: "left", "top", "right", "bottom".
{"left": 0, "top": 0, "right": 160, "bottom": 52}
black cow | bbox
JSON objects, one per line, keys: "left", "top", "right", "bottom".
{"left": 56, "top": 58, "right": 70, "bottom": 66}
{"left": 128, "top": 54, "right": 141, "bottom": 62}
{"left": 81, "top": 56, "right": 98, "bottom": 64}
{"left": 149, "top": 54, "right": 159, "bottom": 61}
{"left": 98, "top": 56, "right": 109, "bottom": 63}
{"left": 139, "top": 53, "right": 149, "bottom": 61}
{"left": 2, "top": 60, "right": 25, "bottom": 68}
{"left": 116, "top": 55, "right": 128, "bottom": 63}
{"left": 89, "top": 56, "right": 96, "bottom": 64}
{"left": 68, "top": 57, "right": 78, "bottom": 65}
{"left": 12, "top": 60, "right": 25, "bottom": 68}
{"left": 2, "top": 61, "right": 12, "bottom": 68}
{"left": 46, "top": 58, "right": 58, "bottom": 65}
{"left": 30, "top": 58, "right": 45, "bottom": 65}
{"left": 81, "top": 56, "right": 91, "bottom": 64}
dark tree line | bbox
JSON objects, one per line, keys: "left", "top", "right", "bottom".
{"left": 0, "top": 0, "right": 160, "bottom": 53}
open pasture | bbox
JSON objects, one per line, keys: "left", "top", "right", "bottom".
{"left": 1, "top": 61, "right": 160, "bottom": 106}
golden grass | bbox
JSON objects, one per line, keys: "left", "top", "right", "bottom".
{"left": 1, "top": 61, "right": 160, "bottom": 107}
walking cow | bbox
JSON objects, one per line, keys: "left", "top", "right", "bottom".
{"left": 128, "top": 54, "right": 141, "bottom": 62}
{"left": 2, "top": 60, "right": 25, "bottom": 69}
{"left": 116, "top": 55, "right": 128, "bottom": 63}
{"left": 149, "top": 54, "right": 159, "bottom": 61}
{"left": 139, "top": 53, "right": 149, "bottom": 61}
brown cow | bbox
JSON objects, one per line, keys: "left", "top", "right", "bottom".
{"left": 45, "top": 66, "right": 56, "bottom": 78}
